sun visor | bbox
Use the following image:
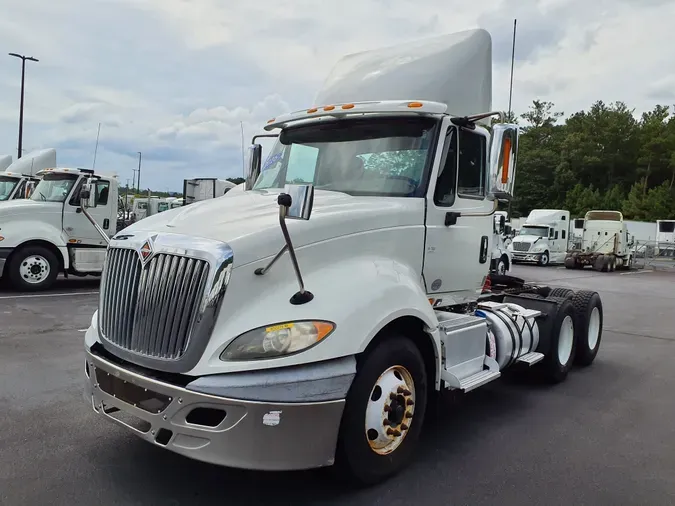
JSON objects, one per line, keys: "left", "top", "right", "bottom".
{"left": 315, "top": 29, "right": 492, "bottom": 124}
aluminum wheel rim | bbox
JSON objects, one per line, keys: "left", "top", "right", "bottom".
{"left": 558, "top": 315, "right": 574, "bottom": 366}
{"left": 541, "top": 253, "right": 549, "bottom": 265}
{"left": 20, "top": 255, "right": 50, "bottom": 284}
{"left": 365, "top": 365, "right": 415, "bottom": 455}
{"left": 588, "top": 307, "right": 601, "bottom": 350}
{"left": 498, "top": 261, "right": 506, "bottom": 275}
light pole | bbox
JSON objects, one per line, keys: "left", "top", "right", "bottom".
{"left": 137, "top": 152, "right": 142, "bottom": 191}
{"left": 8, "top": 53, "right": 39, "bottom": 159}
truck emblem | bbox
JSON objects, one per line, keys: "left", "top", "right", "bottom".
{"left": 138, "top": 240, "right": 154, "bottom": 265}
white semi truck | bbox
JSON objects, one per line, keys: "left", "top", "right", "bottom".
{"left": 655, "top": 219, "right": 675, "bottom": 256}
{"left": 490, "top": 211, "right": 512, "bottom": 275}
{"left": 0, "top": 148, "right": 56, "bottom": 201}
{"left": 564, "top": 210, "right": 634, "bottom": 271}
{"left": 81, "top": 29, "right": 604, "bottom": 486}
{"left": 0, "top": 166, "right": 119, "bottom": 291}
{"left": 508, "top": 209, "right": 571, "bottom": 266}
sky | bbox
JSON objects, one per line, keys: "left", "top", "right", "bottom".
{"left": 1, "top": 0, "right": 674, "bottom": 192}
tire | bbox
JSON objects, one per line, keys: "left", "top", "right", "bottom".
{"left": 496, "top": 256, "right": 508, "bottom": 275}
{"left": 334, "top": 335, "right": 428, "bottom": 486}
{"left": 593, "top": 255, "right": 605, "bottom": 272}
{"left": 572, "top": 291, "right": 603, "bottom": 367}
{"left": 564, "top": 257, "right": 576, "bottom": 269}
{"left": 608, "top": 257, "right": 615, "bottom": 272}
{"left": 538, "top": 251, "right": 550, "bottom": 267}
{"left": 541, "top": 298, "right": 577, "bottom": 383}
{"left": 549, "top": 287, "right": 574, "bottom": 300}
{"left": 7, "top": 245, "right": 59, "bottom": 292}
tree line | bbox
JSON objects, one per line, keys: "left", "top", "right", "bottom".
{"left": 504, "top": 100, "right": 675, "bottom": 221}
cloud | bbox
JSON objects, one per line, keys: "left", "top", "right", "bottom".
{"left": 0, "top": 0, "right": 674, "bottom": 190}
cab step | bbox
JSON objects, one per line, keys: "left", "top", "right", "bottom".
{"left": 516, "top": 351, "right": 545, "bottom": 366}
{"left": 442, "top": 369, "right": 501, "bottom": 393}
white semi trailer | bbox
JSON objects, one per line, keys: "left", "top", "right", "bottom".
{"left": 81, "top": 29, "right": 605, "bottom": 486}
{"left": 182, "top": 178, "right": 236, "bottom": 205}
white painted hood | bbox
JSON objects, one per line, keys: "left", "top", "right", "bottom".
{"left": 0, "top": 198, "right": 62, "bottom": 217}
{"left": 122, "top": 189, "right": 424, "bottom": 267}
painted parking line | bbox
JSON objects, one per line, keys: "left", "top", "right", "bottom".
{"left": 0, "top": 291, "right": 99, "bottom": 300}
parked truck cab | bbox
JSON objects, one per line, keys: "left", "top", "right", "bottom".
{"left": 565, "top": 210, "right": 634, "bottom": 271}
{"left": 508, "top": 209, "right": 570, "bottom": 266}
{"left": 0, "top": 148, "right": 56, "bottom": 202}
{"left": 82, "top": 29, "right": 605, "bottom": 486}
{"left": 0, "top": 167, "right": 117, "bottom": 291}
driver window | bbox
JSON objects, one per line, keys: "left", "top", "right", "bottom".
{"left": 96, "top": 181, "right": 110, "bottom": 205}
{"left": 13, "top": 180, "right": 26, "bottom": 200}
{"left": 457, "top": 129, "right": 487, "bottom": 199}
{"left": 433, "top": 127, "right": 457, "bottom": 206}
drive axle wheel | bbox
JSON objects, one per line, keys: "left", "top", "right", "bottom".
{"left": 335, "top": 335, "right": 427, "bottom": 486}
{"left": 572, "top": 290, "right": 603, "bottom": 366}
{"left": 541, "top": 298, "right": 577, "bottom": 383}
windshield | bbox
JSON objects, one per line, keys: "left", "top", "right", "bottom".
{"left": 520, "top": 225, "right": 549, "bottom": 238}
{"left": 659, "top": 221, "right": 675, "bottom": 233}
{"left": 30, "top": 173, "right": 78, "bottom": 202}
{"left": 0, "top": 176, "right": 19, "bottom": 201}
{"left": 253, "top": 117, "right": 439, "bottom": 197}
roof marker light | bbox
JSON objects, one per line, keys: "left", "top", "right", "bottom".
{"left": 341, "top": 104, "right": 355, "bottom": 110}
{"left": 407, "top": 102, "right": 424, "bottom": 108}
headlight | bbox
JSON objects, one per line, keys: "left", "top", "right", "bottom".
{"left": 220, "top": 320, "right": 336, "bottom": 361}
{"left": 532, "top": 244, "right": 546, "bottom": 252}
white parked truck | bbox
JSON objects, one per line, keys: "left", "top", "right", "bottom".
{"left": 0, "top": 167, "right": 119, "bottom": 291}
{"left": 0, "top": 148, "right": 56, "bottom": 201}
{"left": 182, "top": 178, "right": 236, "bottom": 205}
{"left": 508, "top": 209, "right": 570, "bottom": 266}
{"left": 490, "top": 211, "right": 512, "bottom": 275}
{"left": 565, "top": 210, "right": 634, "bottom": 271}
{"left": 81, "top": 29, "right": 605, "bottom": 486}
{"left": 655, "top": 219, "right": 675, "bottom": 256}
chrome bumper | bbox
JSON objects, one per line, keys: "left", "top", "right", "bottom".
{"left": 512, "top": 253, "right": 542, "bottom": 262}
{"left": 84, "top": 348, "right": 347, "bottom": 471}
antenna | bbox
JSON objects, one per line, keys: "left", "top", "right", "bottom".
{"left": 507, "top": 19, "right": 517, "bottom": 119}
{"left": 92, "top": 123, "right": 101, "bottom": 169}
{"left": 240, "top": 121, "right": 245, "bottom": 178}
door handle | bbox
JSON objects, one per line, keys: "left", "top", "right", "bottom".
{"left": 479, "top": 236, "right": 489, "bottom": 264}
{"left": 103, "top": 219, "right": 109, "bottom": 230}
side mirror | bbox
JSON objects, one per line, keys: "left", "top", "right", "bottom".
{"left": 281, "top": 184, "right": 314, "bottom": 220}
{"left": 245, "top": 144, "right": 263, "bottom": 191}
{"left": 24, "top": 181, "right": 36, "bottom": 199}
{"left": 80, "top": 179, "right": 97, "bottom": 208}
{"left": 488, "top": 123, "right": 519, "bottom": 202}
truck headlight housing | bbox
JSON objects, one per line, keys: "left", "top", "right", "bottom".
{"left": 532, "top": 244, "right": 546, "bottom": 252}
{"left": 220, "top": 321, "right": 336, "bottom": 361}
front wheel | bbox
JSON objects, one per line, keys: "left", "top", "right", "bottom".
{"left": 334, "top": 335, "right": 428, "bottom": 486}
{"left": 497, "top": 256, "right": 508, "bottom": 275}
{"left": 8, "top": 245, "right": 59, "bottom": 292}
{"left": 538, "top": 251, "right": 550, "bottom": 266}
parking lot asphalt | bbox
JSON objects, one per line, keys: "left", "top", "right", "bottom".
{"left": 1, "top": 266, "right": 675, "bottom": 506}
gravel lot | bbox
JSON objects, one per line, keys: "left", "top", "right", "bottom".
{"left": 1, "top": 266, "right": 674, "bottom": 506}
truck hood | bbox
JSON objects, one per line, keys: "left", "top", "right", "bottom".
{"left": 512, "top": 235, "right": 544, "bottom": 243}
{"left": 0, "top": 198, "right": 62, "bottom": 217}
{"left": 121, "top": 189, "right": 423, "bottom": 267}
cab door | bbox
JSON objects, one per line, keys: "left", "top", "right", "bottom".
{"left": 62, "top": 178, "right": 114, "bottom": 246}
{"left": 423, "top": 118, "right": 493, "bottom": 304}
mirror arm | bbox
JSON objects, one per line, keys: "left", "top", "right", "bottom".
{"left": 254, "top": 244, "right": 288, "bottom": 276}
{"left": 81, "top": 205, "right": 110, "bottom": 244}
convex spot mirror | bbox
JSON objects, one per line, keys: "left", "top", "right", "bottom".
{"left": 488, "top": 123, "right": 519, "bottom": 202}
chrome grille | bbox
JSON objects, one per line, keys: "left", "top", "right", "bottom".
{"left": 99, "top": 247, "right": 210, "bottom": 360}
{"left": 512, "top": 241, "right": 531, "bottom": 252}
